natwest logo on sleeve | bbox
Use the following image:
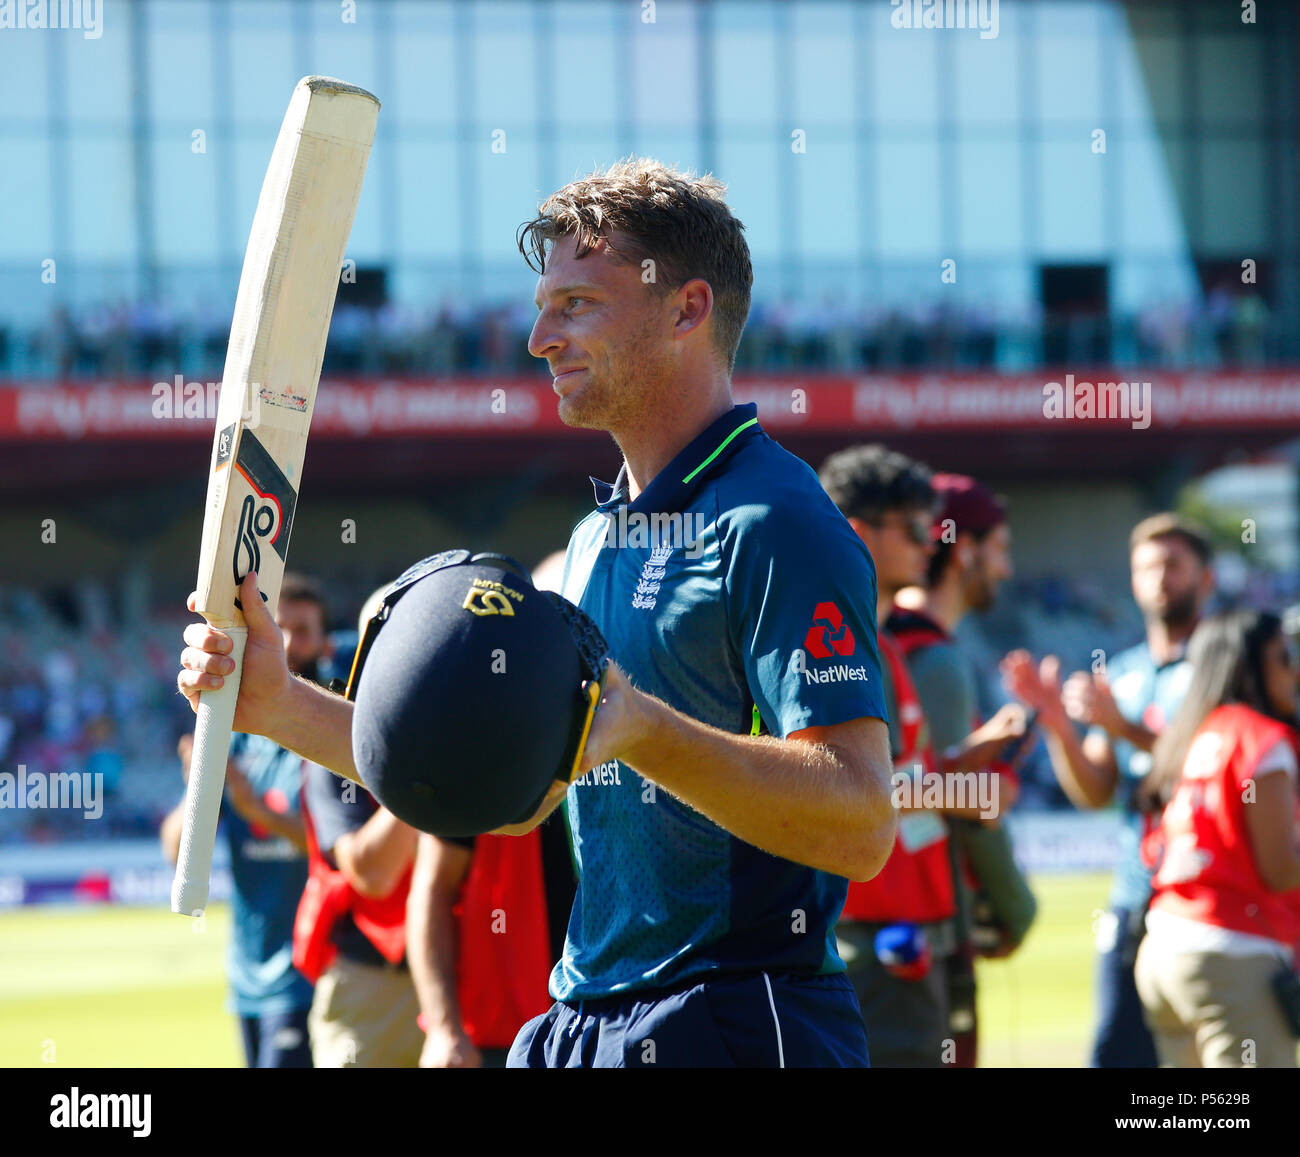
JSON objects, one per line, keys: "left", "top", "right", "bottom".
{"left": 804, "top": 601, "right": 856, "bottom": 658}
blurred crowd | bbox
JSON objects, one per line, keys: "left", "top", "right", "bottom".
{"left": 0, "top": 579, "right": 364, "bottom": 845}
{"left": 0, "top": 289, "right": 1284, "bottom": 381}
{"left": 0, "top": 592, "right": 194, "bottom": 843}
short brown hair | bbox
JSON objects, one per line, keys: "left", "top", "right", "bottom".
{"left": 1129, "top": 513, "right": 1212, "bottom": 566}
{"left": 279, "top": 572, "right": 328, "bottom": 630}
{"left": 517, "top": 157, "right": 753, "bottom": 371}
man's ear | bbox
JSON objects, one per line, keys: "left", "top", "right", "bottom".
{"left": 956, "top": 534, "right": 977, "bottom": 570}
{"left": 673, "top": 277, "right": 714, "bottom": 341}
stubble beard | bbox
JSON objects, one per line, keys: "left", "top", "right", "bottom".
{"left": 1149, "top": 589, "right": 1199, "bottom": 631}
{"left": 556, "top": 374, "right": 607, "bottom": 430}
{"left": 967, "top": 573, "right": 997, "bottom": 613}
{"left": 557, "top": 317, "right": 672, "bottom": 439}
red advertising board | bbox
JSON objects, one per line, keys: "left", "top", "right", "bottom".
{"left": 1, "top": 371, "right": 1299, "bottom": 440}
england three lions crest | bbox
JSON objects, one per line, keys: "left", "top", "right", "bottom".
{"left": 632, "top": 543, "right": 674, "bottom": 611}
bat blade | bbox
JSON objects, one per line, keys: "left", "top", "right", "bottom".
{"left": 172, "top": 76, "right": 379, "bottom": 917}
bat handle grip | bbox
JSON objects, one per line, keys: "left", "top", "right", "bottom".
{"left": 171, "top": 628, "right": 248, "bottom": 916}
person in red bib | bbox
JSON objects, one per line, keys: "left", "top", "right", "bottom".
{"left": 292, "top": 588, "right": 421, "bottom": 1068}
{"left": 1135, "top": 610, "right": 1300, "bottom": 1068}
{"left": 820, "top": 445, "right": 996, "bottom": 1066}
{"left": 889, "top": 474, "right": 1036, "bottom": 1068}
{"left": 295, "top": 769, "right": 420, "bottom": 1067}
{"left": 406, "top": 820, "right": 574, "bottom": 1068}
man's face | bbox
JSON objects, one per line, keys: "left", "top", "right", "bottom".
{"left": 964, "top": 522, "right": 1013, "bottom": 611}
{"left": 277, "top": 599, "right": 328, "bottom": 677}
{"left": 528, "top": 232, "right": 679, "bottom": 435}
{"left": 1131, "top": 536, "right": 1208, "bottom": 628}
{"left": 854, "top": 507, "right": 934, "bottom": 598}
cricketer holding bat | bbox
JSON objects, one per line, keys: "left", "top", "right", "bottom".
{"left": 179, "top": 159, "right": 896, "bottom": 1068}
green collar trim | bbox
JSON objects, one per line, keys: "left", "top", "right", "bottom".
{"left": 681, "top": 416, "right": 759, "bottom": 485}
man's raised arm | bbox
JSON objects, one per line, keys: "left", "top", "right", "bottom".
{"left": 178, "top": 570, "right": 362, "bottom": 784}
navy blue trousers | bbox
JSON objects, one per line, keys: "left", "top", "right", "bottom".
{"left": 1091, "top": 906, "right": 1159, "bottom": 1068}
{"left": 508, "top": 971, "right": 870, "bottom": 1068}
{"left": 238, "top": 1008, "right": 313, "bottom": 1068}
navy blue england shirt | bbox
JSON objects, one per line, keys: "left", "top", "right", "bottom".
{"left": 552, "top": 403, "right": 889, "bottom": 1000}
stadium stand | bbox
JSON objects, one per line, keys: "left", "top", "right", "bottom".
{"left": 0, "top": 290, "right": 1284, "bottom": 383}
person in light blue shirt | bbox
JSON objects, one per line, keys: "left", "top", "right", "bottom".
{"left": 162, "top": 730, "right": 313, "bottom": 1067}
{"left": 163, "top": 575, "right": 333, "bottom": 1067}
{"left": 1003, "top": 513, "right": 1213, "bottom": 1068}
{"left": 218, "top": 733, "right": 313, "bottom": 1052}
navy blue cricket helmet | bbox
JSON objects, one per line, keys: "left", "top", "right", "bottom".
{"left": 344, "top": 550, "right": 608, "bottom": 838}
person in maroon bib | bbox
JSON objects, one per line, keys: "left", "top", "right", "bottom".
{"left": 820, "top": 445, "right": 997, "bottom": 1067}
{"left": 889, "top": 473, "right": 1035, "bottom": 1068}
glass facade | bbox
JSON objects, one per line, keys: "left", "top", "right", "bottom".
{"left": 0, "top": 0, "right": 1294, "bottom": 374}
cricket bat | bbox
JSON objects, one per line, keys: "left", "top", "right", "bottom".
{"left": 172, "top": 76, "right": 380, "bottom": 916}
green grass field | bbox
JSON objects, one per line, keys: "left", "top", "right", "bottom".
{"left": 0, "top": 872, "right": 1109, "bottom": 1067}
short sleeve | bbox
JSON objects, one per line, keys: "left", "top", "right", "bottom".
{"left": 1247, "top": 737, "right": 1297, "bottom": 783}
{"left": 908, "top": 643, "right": 976, "bottom": 753}
{"left": 304, "top": 764, "right": 376, "bottom": 857}
{"left": 723, "top": 499, "right": 888, "bottom": 739}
